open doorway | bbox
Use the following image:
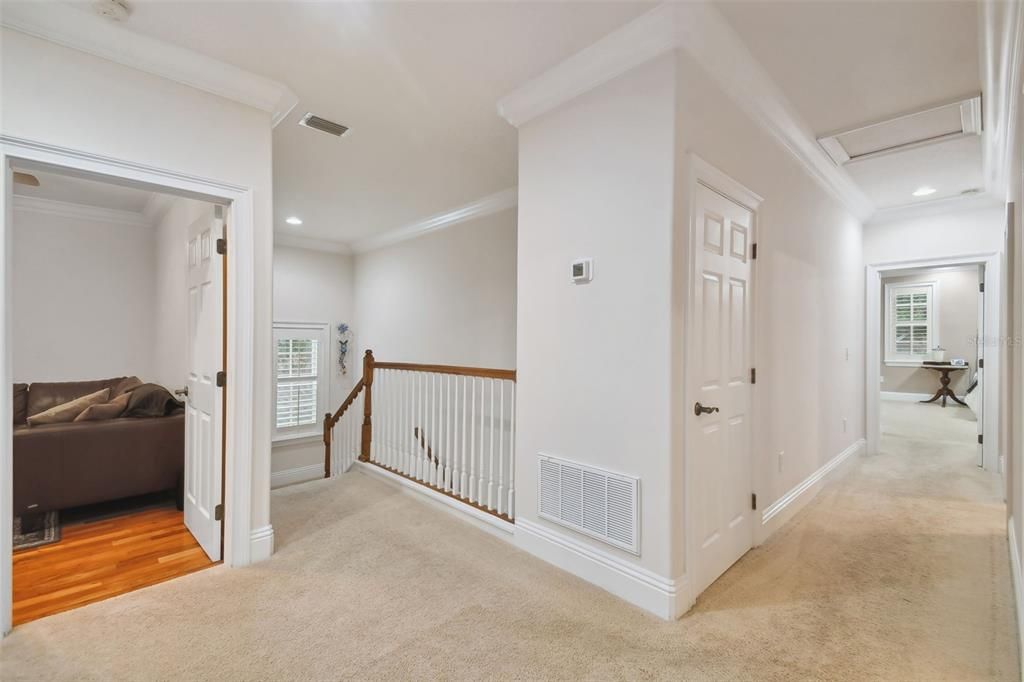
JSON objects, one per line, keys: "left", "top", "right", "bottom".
{"left": 877, "top": 263, "right": 985, "bottom": 469}
{"left": 8, "top": 162, "right": 225, "bottom": 625}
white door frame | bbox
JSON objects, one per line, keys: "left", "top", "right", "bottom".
{"left": 865, "top": 252, "right": 1002, "bottom": 472}
{"left": 682, "top": 154, "right": 763, "bottom": 614}
{"left": 0, "top": 135, "right": 257, "bottom": 635}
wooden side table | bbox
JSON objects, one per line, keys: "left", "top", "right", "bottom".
{"left": 919, "top": 363, "right": 969, "bottom": 408}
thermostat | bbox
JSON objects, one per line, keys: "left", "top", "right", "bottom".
{"left": 570, "top": 258, "right": 593, "bottom": 284}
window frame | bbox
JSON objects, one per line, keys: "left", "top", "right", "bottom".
{"left": 272, "top": 321, "right": 330, "bottom": 443}
{"left": 884, "top": 281, "right": 940, "bottom": 366}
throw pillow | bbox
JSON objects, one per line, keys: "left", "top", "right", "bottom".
{"left": 27, "top": 388, "right": 110, "bottom": 426}
{"left": 110, "top": 376, "right": 143, "bottom": 398}
{"left": 74, "top": 391, "right": 131, "bottom": 422}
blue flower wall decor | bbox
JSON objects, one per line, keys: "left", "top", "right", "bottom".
{"left": 337, "top": 323, "right": 352, "bottom": 375}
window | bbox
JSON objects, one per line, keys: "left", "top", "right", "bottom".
{"left": 273, "top": 322, "right": 329, "bottom": 441}
{"left": 884, "top": 282, "right": 938, "bottom": 365}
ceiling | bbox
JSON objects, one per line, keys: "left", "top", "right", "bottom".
{"left": 717, "top": 0, "right": 984, "bottom": 212}
{"left": 96, "top": 1, "right": 652, "bottom": 244}
{"left": 12, "top": 167, "right": 157, "bottom": 214}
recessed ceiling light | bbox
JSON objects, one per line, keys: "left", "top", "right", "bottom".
{"left": 912, "top": 186, "right": 937, "bottom": 197}
{"left": 285, "top": 216, "right": 303, "bottom": 226}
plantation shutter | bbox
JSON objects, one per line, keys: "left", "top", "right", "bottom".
{"left": 888, "top": 284, "right": 934, "bottom": 360}
{"left": 275, "top": 338, "right": 319, "bottom": 429}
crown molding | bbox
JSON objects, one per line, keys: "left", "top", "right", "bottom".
{"left": 274, "top": 232, "right": 351, "bottom": 255}
{"left": 980, "top": 0, "right": 1024, "bottom": 200}
{"left": 867, "top": 191, "right": 1002, "bottom": 226}
{"left": 351, "top": 187, "right": 518, "bottom": 254}
{"left": 12, "top": 194, "right": 151, "bottom": 227}
{"left": 0, "top": 3, "right": 298, "bottom": 127}
{"left": 497, "top": 2, "right": 874, "bottom": 222}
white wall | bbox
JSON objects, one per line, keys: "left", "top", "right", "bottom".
{"left": 153, "top": 197, "right": 212, "bottom": 390}
{"left": 1, "top": 29, "right": 276, "bottom": 564}
{"left": 353, "top": 210, "right": 517, "bottom": 369}
{"left": 671, "top": 50, "right": 865, "bottom": 577}
{"left": 272, "top": 245, "right": 355, "bottom": 480}
{"left": 516, "top": 57, "right": 678, "bottom": 579}
{"left": 863, "top": 201, "right": 1006, "bottom": 265}
{"left": 11, "top": 206, "right": 157, "bottom": 383}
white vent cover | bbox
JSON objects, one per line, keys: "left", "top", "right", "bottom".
{"left": 538, "top": 454, "right": 639, "bottom": 554}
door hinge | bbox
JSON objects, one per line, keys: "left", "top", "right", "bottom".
{"left": 750, "top": 368, "right": 756, "bottom": 384}
{"left": 980, "top": 282, "right": 985, "bottom": 293}
{"left": 978, "top": 434, "right": 984, "bottom": 445}
{"left": 751, "top": 493, "right": 757, "bottom": 510}
{"left": 979, "top": 358, "right": 984, "bottom": 369}
{"left": 214, "top": 503, "right": 224, "bottom": 521}
{"left": 751, "top": 243, "right": 757, "bottom": 260}
{"left": 216, "top": 238, "right": 227, "bottom": 255}
{"left": 216, "top": 370, "right": 226, "bottom": 387}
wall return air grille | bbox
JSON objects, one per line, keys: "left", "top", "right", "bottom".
{"left": 538, "top": 454, "right": 640, "bottom": 555}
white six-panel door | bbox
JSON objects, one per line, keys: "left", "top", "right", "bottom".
{"left": 184, "top": 209, "right": 224, "bottom": 562}
{"left": 689, "top": 182, "right": 756, "bottom": 598}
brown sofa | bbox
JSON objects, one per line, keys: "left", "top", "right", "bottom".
{"left": 13, "top": 378, "right": 184, "bottom": 519}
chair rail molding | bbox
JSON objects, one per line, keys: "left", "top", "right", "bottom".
{"left": 0, "top": 3, "right": 298, "bottom": 127}
{"left": 496, "top": 2, "right": 873, "bottom": 222}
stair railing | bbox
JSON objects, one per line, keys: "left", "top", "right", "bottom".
{"left": 324, "top": 350, "right": 517, "bottom": 521}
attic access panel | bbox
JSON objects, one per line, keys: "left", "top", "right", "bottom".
{"left": 818, "top": 95, "right": 981, "bottom": 165}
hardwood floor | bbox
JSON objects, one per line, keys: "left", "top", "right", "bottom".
{"left": 13, "top": 506, "right": 214, "bottom": 626}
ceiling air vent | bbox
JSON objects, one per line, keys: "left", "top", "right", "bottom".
{"left": 538, "top": 453, "right": 640, "bottom": 554}
{"left": 818, "top": 95, "right": 981, "bottom": 166}
{"left": 298, "top": 113, "right": 349, "bottom": 137}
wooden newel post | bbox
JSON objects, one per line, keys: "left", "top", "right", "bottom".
{"left": 359, "top": 350, "right": 375, "bottom": 462}
{"left": 323, "top": 413, "right": 333, "bottom": 479}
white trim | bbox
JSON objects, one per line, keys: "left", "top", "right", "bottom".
{"left": 274, "top": 232, "right": 351, "bottom": 255}
{"left": 351, "top": 187, "right": 518, "bottom": 254}
{"left": 12, "top": 195, "right": 150, "bottom": 227}
{"left": 271, "top": 463, "right": 325, "bottom": 489}
{"left": 880, "top": 391, "right": 935, "bottom": 402}
{"left": 514, "top": 518, "right": 688, "bottom": 620}
{"left": 249, "top": 525, "right": 275, "bottom": 563}
{"left": 354, "top": 461, "right": 514, "bottom": 537}
{"left": 757, "top": 439, "right": 865, "bottom": 542}
{"left": 496, "top": 2, "right": 873, "bottom": 221}
{"left": 0, "top": 134, "right": 263, "bottom": 635}
{"left": 0, "top": 3, "right": 298, "bottom": 127}
{"left": 1008, "top": 517, "right": 1024, "bottom": 675}
{"left": 980, "top": 0, "right": 1024, "bottom": 200}
{"left": 866, "top": 253, "right": 1001, "bottom": 472}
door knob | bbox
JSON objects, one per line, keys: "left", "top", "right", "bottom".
{"left": 694, "top": 401, "right": 719, "bottom": 416}
{"left": 174, "top": 386, "right": 189, "bottom": 398}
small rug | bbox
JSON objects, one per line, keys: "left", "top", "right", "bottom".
{"left": 14, "top": 511, "right": 60, "bottom": 551}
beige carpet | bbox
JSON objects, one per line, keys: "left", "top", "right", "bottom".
{"left": 1, "top": 401, "right": 1018, "bottom": 680}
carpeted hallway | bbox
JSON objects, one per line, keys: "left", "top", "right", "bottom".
{"left": 1, "top": 400, "right": 1018, "bottom": 680}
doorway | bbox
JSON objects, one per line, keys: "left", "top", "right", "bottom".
{"left": 865, "top": 254, "right": 1001, "bottom": 472}
{"left": 1, "top": 135, "right": 258, "bottom": 635}
{"left": 6, "top": 162, "right": 225, "bottom": 625}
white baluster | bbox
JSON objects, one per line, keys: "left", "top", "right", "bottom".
{"left": 467, "top": 377, "right": 476, "bottom": 501}
{"left": 488, "top": 378, "right": 496, "bottom": 510}
{"left": 445, "top": 374, "right": 453, "bottom": 491}
{"left": 478, "top": 377, "right": 486, "bottom": 503}
{"left": 497, "top": 380, "right": 505, "bottom": 515}
{"left": 508, "top": 382, "right": 516, "bottom": 518}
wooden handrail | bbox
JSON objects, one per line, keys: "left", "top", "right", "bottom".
{"left": 323, "top": 349, "right": 516, "bottom": 479}
{"left": 373, "top": 361, "right": 515, "bottom": 381}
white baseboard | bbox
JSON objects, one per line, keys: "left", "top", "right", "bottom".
{"left": 514, "top": 517, "right": 686, "bottom": 620}
{"left": 249, "top": 524, "right": 274, "bottom": 563}
{"left": 353, "top": 461, "right": 514, "bottom": 538}
{"left": 1008, "top": 517, "right": 1023, "bottom": 676}
{"left": 880, "top": 391, "right": 932, "bottom": 402}
{"left": 758, "top": 438, "right": 865, "bottom": 542}
{"left": 271, "top": 463, "right": 324, "bottom": 489}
